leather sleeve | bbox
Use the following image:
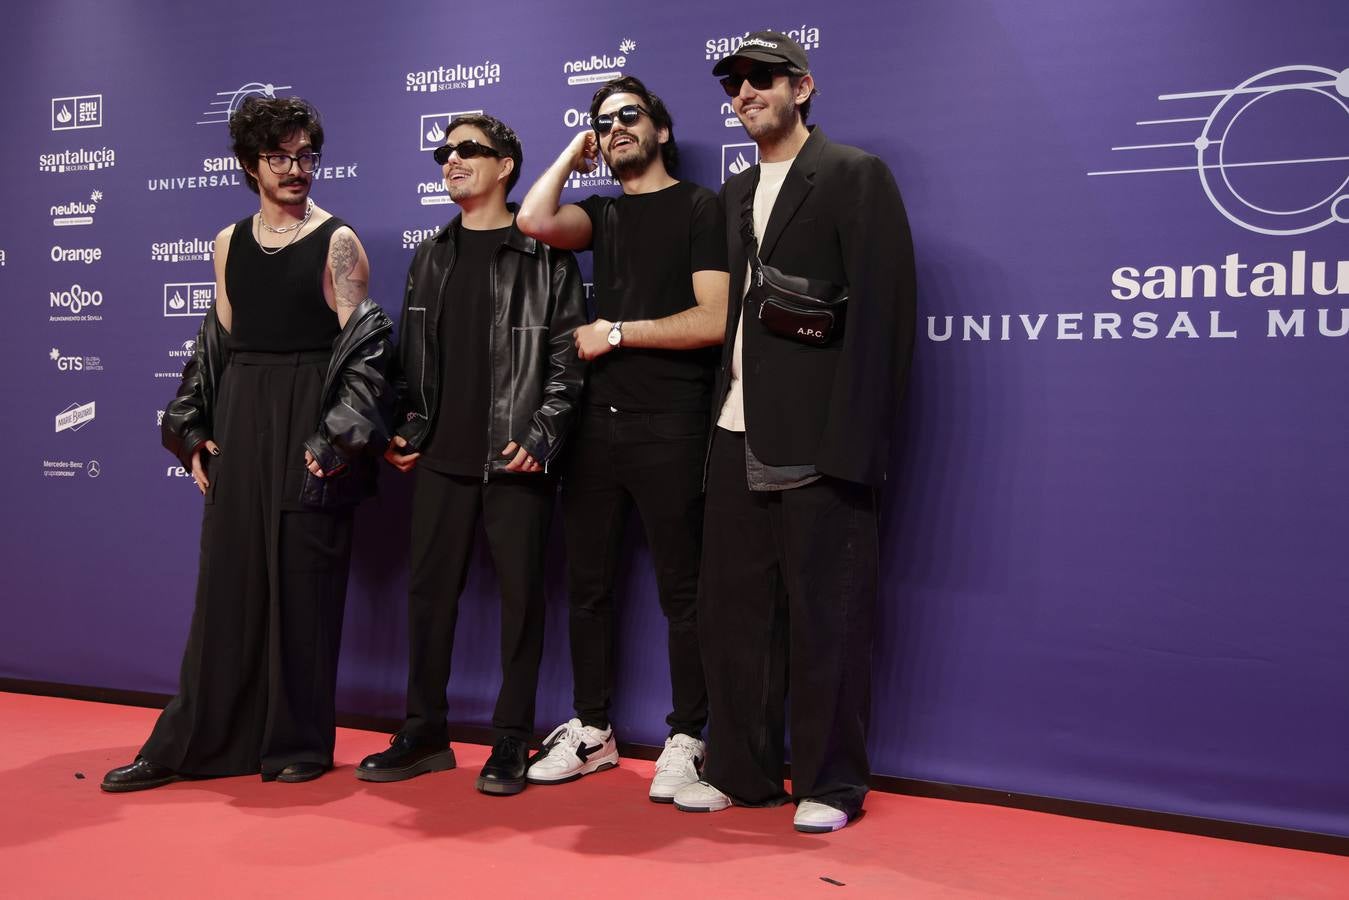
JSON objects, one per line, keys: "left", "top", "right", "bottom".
{"left": 519, "top": 249, "right": 588, "bottom": 464}
{"left": 816, "top": 154, "right": 917, "bottom": 486}
{"left": 303, "top": 312, "right": 396, "bottom": 475}
{"left": 160, "top": 308, "right": 225, "bottom": 469}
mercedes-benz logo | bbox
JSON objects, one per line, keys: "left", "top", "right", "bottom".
{"left": 86, "top": 459, "right": 101, "bottom": 478}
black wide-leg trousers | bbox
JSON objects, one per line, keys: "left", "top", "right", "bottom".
{"left": 142, "top": 351, "right": 353, "bottom": 780}
{"left": 402, "top": 467, "right": 555, "bottom": 743}
{"left": 699, "top": 427, "right": 879, "bottom": 817}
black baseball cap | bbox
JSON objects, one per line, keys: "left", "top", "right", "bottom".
{"left": 711, "top": 31, "right": 810, "bottom": 76}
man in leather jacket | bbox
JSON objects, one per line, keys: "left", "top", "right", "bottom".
{"left": 102, "top": 96, "right": 396, "bottom": 793}
{"left": 356, "top": 113, "right": 587, "bottom": 795}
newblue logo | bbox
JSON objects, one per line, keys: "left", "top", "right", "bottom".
{"left": 563, "top": 38, "right": 636, "bottom": 86}
{"left": 704, "top": 27, "right": 821, "bottom": 61}
{"left": 164, "top": 282, "right": 214, "bottom": 317}
{"left": 722, "top": 143, "right": 759, "bottom": 183}
{"left": 39, "top": 147, "right": 116, "bottom": 173}
{"left": 406, "top": 61, "right": 501, "bottom": 93}
{"left": 52, "top": 190, "right": 102, "bottom": 227}
{"left": 52, "top": 94, "right": 102, "bottom": 131}
{"left": 198, "top": 82, "right": 293, "bottom": 126}
{"left": 1090, "top": 64, "right": 1349, "bottom": 235}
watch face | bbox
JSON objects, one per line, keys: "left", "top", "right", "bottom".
{"left": 607, "top": 325, "right": 622, "bottom": 346}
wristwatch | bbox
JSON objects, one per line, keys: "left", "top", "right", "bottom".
{"left": 607, "top": 320, "right": 624, "bottom": 347}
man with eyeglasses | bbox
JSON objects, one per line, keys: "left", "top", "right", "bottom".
{"left": 517, "top": 76, "right": 729, "bottom": 801}
{"left": 671, "top": 33, "right": 916, "bottom": 833}
{"left": 354, "top": 114, "right": 586, "bottom": 795}
{"left": 103, "top": 97, "right": 395, "bottom": 792}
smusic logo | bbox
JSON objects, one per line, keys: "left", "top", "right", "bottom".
{"left": 164, "top": 282, "right": 214, "bottom": 317}
{"left": 420, "top": 110, "right": 483, "bottom": 153}
{"left": 722, "top": 143, "right": 759, "bottom": 183}
{"left": 52, "top": 94, "right": 102, "bottom": 131}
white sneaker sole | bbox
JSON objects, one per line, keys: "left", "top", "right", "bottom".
{"left": 526, "top": 748, "right": 619, "bottom": 785}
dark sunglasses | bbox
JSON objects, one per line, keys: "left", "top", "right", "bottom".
{"left": 720, "top": 65, "right": 793, "bottom": 98}
{"left": 592, "top": 104, "right": 650, "bottom": 136}
{"left": 433, "top": 139, "right": 502, "bottom": 165}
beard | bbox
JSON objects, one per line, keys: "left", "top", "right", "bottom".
{"left": 738, "top": 94, "right": 797, "bottom": 144}
{"left": 604, "top": 130, "right": 660, "bottom": 178}
{"left": 261, "top": 176, "right": 311, "bottom": 209}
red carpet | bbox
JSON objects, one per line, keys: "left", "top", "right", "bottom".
{"left": 2, "top": 693, "right": 1345, "bottom": 898}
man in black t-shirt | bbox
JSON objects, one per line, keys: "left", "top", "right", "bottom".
{"left": 517, "top": 76, "right": 729, "bottom": 802}
{"left": 355, "top": 114, "right": 586, "bottom": 796}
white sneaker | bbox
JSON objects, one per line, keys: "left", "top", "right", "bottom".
{"left": 648, "top": 734, "right": 705, "bottom": 803}
{"left": 673, "top": 779, "right": 732, "bottom": 813}
{"left": 525, "top": 718, "right": 618, "bottom": 785}
{"left": 793, "top": 799, "right": 849, "bottom": 833}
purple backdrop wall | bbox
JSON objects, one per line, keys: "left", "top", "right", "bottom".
{"left": 2, "top": 0, "right": 1346, "bottom": 837}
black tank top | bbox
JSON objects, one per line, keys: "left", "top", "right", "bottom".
{"left": 225, "top": 214, "right": 346, "bottom": 352}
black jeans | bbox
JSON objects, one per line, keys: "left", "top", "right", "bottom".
{"left": 561, "top": 405, "right": 709, "bottom": 737}
{"left": 403, "top": 467, "right": 555, "bottom": 742}
{"left": 699, "top": 428, "right": 879, "bottom": 817}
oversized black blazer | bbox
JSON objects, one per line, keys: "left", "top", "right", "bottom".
{"left": 715, "top": 126, "right": 916, "bottom": 488}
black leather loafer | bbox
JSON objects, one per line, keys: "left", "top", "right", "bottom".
{"left": 356, "top": 732, "right": 457, "bottom": 783}
{"left": 101, "top": 757, "right": 183, "bottom": 793}
{"left": 275, "top": 762, "right": 328, "bottom": 783}
{"left": 476, "top": 736, "right": 528, "bottom": 796}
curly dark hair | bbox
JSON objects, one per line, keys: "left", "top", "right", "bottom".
{"left": 229, "top": 96, "right": 325, "bottom": 194}
{"left": 589, "top": 76, "right": 678, "bottom": 173}
{"left": 446, "top": 112, "right": 524, "bottom": 195}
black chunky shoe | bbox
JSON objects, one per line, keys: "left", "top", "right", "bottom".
{"left": 355, "top": 732, "right": 456, "bottom": 783}
{"left": 476, "top": 736, "right": 528, "bottom": 796}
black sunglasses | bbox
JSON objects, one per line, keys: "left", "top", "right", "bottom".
{"left": 592, "top": 104, "right": 650, "bottom": 136}
{"left": 433, "top": 139, "right": 502, "bottom": 165}
{"left": 720, "top": 65, "right": 793, "bottom": 98}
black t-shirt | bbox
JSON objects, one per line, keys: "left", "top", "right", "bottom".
{"left": 579, "top": 181, "right": 727, "bottom": 413}
{"left": 419, "top": 225, "right": 510, "bottom": 476}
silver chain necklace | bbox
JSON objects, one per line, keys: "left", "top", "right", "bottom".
{"left": 256, "top": 200, "right": 314, "bottom": 256}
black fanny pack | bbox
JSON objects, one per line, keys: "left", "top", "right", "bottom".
{"left": 741, "top": 180, "right": 847, "bottom": 347}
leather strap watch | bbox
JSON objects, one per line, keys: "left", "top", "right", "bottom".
{"left": 607, "top": 320, "right": 624, "bottom": 347}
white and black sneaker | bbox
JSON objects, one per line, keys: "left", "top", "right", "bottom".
{"left": 649, "top": 734, "right": 705, "bottom": 803}
{"left": 526, "top": 718, "right": 619, "bottom": 785}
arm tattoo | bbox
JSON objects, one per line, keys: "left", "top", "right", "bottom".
{"left": 329, "top": 230, "right": 368, "bottom": 309}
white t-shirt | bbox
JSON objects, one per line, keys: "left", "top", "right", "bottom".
{"left": 717, "top": 157, "right": 795, "bottom": 432}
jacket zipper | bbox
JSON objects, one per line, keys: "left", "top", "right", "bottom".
{"left": 484, "top": 243, "right": 504, "bottom": 483}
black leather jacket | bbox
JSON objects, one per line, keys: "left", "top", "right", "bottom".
{"left": 393, "top": 213, "right": 587, "bottom": 477}
{"left": 161, "top": 298, "right": 396, "bottom": 508}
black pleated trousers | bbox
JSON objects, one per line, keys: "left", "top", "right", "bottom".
{"left": 142, "top": 351, "right": 354, "bottom": 779}
{"left": 698, "top": 427, "right": 879, "bottom": 817}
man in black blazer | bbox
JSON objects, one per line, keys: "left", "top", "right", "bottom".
{"left": 673, "top": 32, "right": 916, "bottom": 833}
